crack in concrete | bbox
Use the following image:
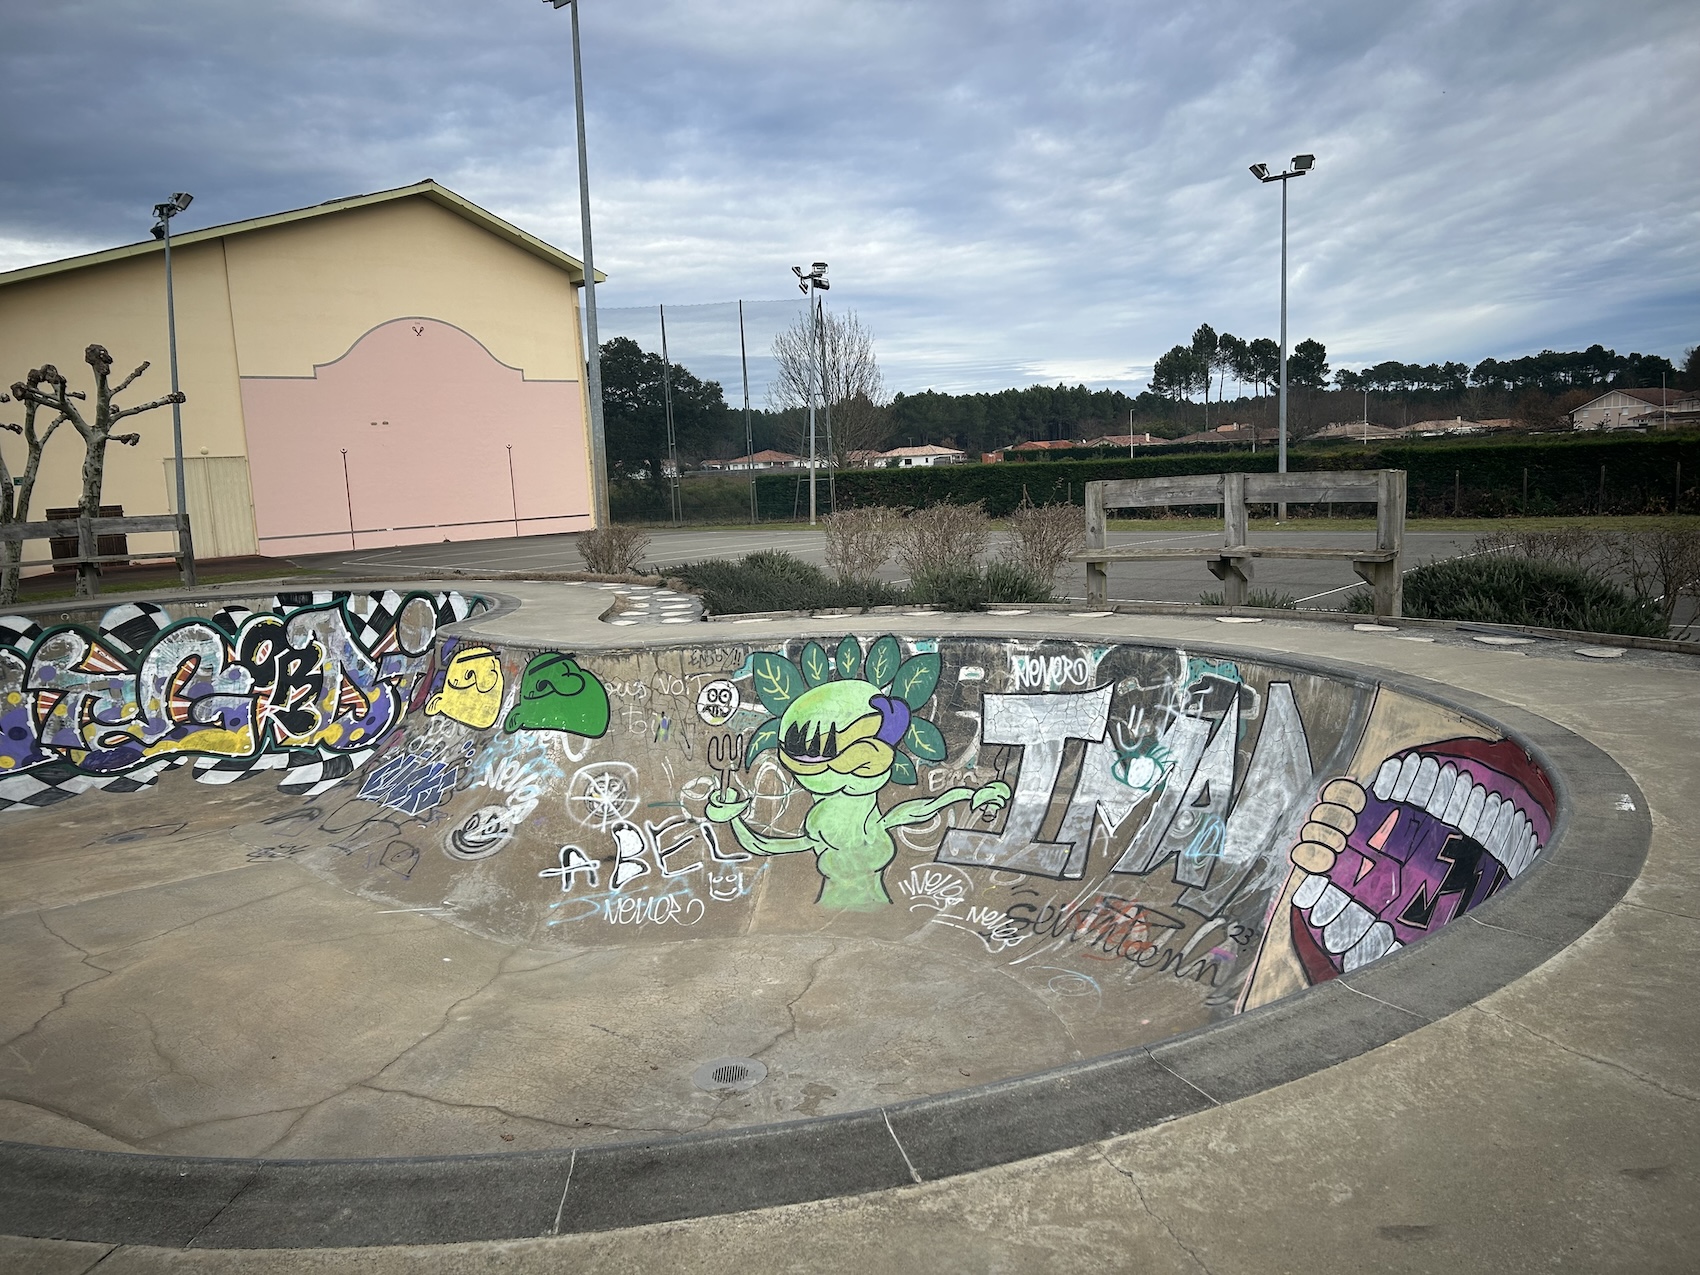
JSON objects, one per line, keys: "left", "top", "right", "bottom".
{"left": 0, "top": 915, "right": 119, "bottom": 1055}
{"left": 1097, "top": 1145, "right": 1216, "bottom": 1275}
{"left": 1335, "top": 976, "right": 1433, "bottom": 1022}
{"left": 0, "top": 1093, "right": 142, "bottom": 1149}
{"left": 1143, "top": 1048, "right": 1222, "bottom": 1108}
{"left": 138, "top": 1102, "right": 315, "bottom": 1148}
{"left": 1472, "top": 1004, "right": 1699, "bottom": 1104}
{"left": 355, "top": 1080, "right": 697, "bottom": 1139}
{"left": 1621, "top": 898, "right": 1700, "bottom": 924}
{"left": 43, "top": 878, "right": 316, "bottom": 963}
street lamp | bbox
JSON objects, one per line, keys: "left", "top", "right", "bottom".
{"left": 542, "top": 0, "right": 610, "bottom": 531}
{"left": 1249, "top": 152, "right": 1315, "bottom": 519}
{"left": 792, "top": 261, "right": 829, "bottom": 525}
{"left": 150, "top": 191, "right": 196, "bottom": 586}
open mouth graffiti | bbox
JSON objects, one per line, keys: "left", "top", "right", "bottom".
{"left": 1289, "top": 737, "right": 1556, "bottom": 984}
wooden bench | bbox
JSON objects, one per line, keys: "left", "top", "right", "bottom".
{"left": 0, "top": 513, "right": 196, "bottom": 597}
{"left": 1076, "top": 470, "right": 1406, "bottom": 616}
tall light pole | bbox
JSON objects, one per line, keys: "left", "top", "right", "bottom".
{"left": 543, "top": 0, "right": 610, "bottom": 529}
{"left": 792, "top": 262, "right": 828, "bottom": 524}
{"left": 150, "top": 192, "right": 196, "bottom": 586}
{"left": 1249, "top": 153, "right": 1315, "bottom": 519}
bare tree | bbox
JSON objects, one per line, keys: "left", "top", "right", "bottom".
{"left": 8, "top": 345, "right": 183, "bottom": 598}
{"left": 769, "top": 307, "right": 890, "bottom": 465}
{"left": 1, "top": 376, "right": 73, "bottom": 604}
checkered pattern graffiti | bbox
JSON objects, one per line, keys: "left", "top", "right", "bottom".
{"left": 0, "top": 591, "right": 486, "bottom": 813}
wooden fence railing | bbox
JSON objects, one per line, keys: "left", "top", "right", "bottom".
{"left": 0, "top": 513, "right": 195, "bottom": 596}
{"left": 1076, "top": 470, "right": 1406, "bottom": 616}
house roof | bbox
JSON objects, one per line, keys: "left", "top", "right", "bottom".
{"left": 1574, "top": 387, "right": 1688, "bottom": 410}
{"left": 882, "top": 444, "right": 966, "bottom": 457}
{"left": 0, "top": 179, "right": 603, "bottom": 291}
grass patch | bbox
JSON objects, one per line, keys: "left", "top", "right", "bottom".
{"left": 673, "top": 551, "right": 1053, "bottom": 615}
{"left": 672, "top": 551, "right": 905, "bottom": 615}
{"left": 911, "top": 562, "right": 1055, "bottom": 610}
{"left": 1197, "top": 589, "right": 1298, "bottom": 608}
{"left": 1345, "top": 555, "right": 1666, "bottom": 636}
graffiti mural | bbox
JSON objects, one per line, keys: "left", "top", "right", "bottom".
{"left": 18, "top": 615, "right": 1552, "bottom": 1042}
{"left": 0, "top": 591, "right": 485, "bottom": 812}
{"left": 703, "top": 635, "right": 1011, "bottom": 908}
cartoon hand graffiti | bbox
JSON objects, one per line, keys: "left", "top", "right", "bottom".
{"left": 704, "top": 635, "right": 1011, "bottom": 910}
{"left": 1282, "top": 738, "right": 1555, "bottom": 985}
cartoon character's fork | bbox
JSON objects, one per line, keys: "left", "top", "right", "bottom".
{"left": 707, "top": 732, "right": 744, "bottom": 797}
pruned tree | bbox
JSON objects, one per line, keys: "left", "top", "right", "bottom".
{"left": 7, "top": 344, "right": 183, "bottom": 598}
{"left": 0, "top": 374, "right": 73, "bottom": 604}
{"left": 769, "top": 307, "right": 890, "bottom": 466}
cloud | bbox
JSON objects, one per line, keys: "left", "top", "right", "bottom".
{"left": 0, "top": 0, "right": 1693, "bottom": 392}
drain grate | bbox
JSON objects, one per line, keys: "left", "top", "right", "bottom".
{"left": 693, "top": 1056, "right": 768, "bottom": 1093}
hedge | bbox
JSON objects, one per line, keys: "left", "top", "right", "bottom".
{"left": 752, "top": 432, "right": 1700, "bottom": 518}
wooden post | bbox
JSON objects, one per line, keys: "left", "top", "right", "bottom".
{"left": 76, "top": 513, "right": 99, "bottom": 598}
{"left": 177, "top": 513, "right": 196, "bottom": 588}
{"left": 1216, "top": 471, "right": 1251, "bottom": 606}
{"left": 1599, "top": 464, "right": 1606, "bottom": 514}
{"left": 1355, "top": 468, "right": 1406, "bottom": 619}
{"left": 1522, "top": 466, "right": 1528, "bottom": 514}
{"left": 1084, "top": 480, "right": 1108, "bottom": 607}
{"left": 1677, "top": 462, "right": 1682, "bottom": 515}
{"left": 1454, "top": 469, "right": 1460, "bottom": 517}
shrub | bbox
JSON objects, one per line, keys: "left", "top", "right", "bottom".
{"left": 578, "top": 524, "right": 652, "bottom": 574}
{"left": 1198, "top": 589, "right": 1297, "bottom": 609}
{"left": 1002, "top": 498, "right": 1085, "bottom": 581}
{"left": 823, "top": 505, "right": 901, "bottom": 579}
{"left": 895, "top": 501, "right": 990, "bottom": 577}
{"left": 910, "top": 561, "right": 1054, "bottom": 611}
{"left": 673, "top": 551, "right": 904, "bottom": 615}
{"left": 1345, "top": 555, "right": 1666, "bottom": 636}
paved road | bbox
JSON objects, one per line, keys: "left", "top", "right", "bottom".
{"left": 299, "top": 525, "right": 1485, "bottom": 609}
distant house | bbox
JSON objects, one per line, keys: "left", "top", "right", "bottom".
{"left": 1082, "top": 433, "right": 1165, "bottom": 449}
{"left": 1170, "top": 423, "right": 1275, "bottom": 447}
{"left": 1570, "top": 388, "right": 1699, "bottom": 431}
{"left": 880, "top": 444, "right": 967, "bottom": 468}
{"left": 708, "top": 449, "right": 805, "bottom": 471}
{"left": 1311, "top": 421, "right": 1402, "bottom": 442}
{"left": 1402, "top": 417, "right": 1483, "bottom": 437}
{"left": 844, "top": 449, "right": 889, "bottom": 469}
{"left": 1006, "top": 439, "right": 1081, "bottom": 453}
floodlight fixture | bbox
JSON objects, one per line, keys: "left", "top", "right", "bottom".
{"left": 171, "top": 192, "right": 194, "bottom": 211}
{"left": 1249, "top": 162, "right": 1270, "bottom": 180}
{"left": 1292, "top": 153, "right": 1315, "bottom": 171}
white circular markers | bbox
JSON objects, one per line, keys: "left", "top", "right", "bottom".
{"left": 1574, "top": 645, "right": 1627, "bottom": 659}
{"left": 1353, "top": 623, "right": 1398, "bottom": 632}
{"left": 1216, "top": 616, "right": 1263, "bottom": 624}
{"left": 1473, "top": 635, "right": 1534, "bottom": 645}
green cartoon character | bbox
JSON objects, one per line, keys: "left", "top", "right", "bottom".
{"left": 705, "top": 635, "right": 1010, "bottom": 910}
{"left": 503, "top": 652, "right": 610, "bottom": 738}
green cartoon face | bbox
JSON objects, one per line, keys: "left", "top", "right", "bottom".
{"left": 503, "top": 652, "right": 610, "bottom": 737}
{"left": 777, "top": 680, "right": 911, "bottom": 796}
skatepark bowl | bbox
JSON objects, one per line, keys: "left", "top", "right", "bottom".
{"left": 0, "top": 584, "right": 1649, "bottom": 1249}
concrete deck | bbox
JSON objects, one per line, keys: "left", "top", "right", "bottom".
{"left": 1, "top": 580, "right": 1695, "bottom": 1272}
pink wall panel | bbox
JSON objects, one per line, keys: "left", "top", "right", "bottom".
{"left": 241, "top": 318, "right": 591, "bottom": 556}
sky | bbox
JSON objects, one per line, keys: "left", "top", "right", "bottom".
{"left": 0, "top": 0, "right": 1695, "bottom": 398}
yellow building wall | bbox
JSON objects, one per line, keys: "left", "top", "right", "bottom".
{"left": 222, "top": 198, "right": 585, "bottom": 380}
{"left": 0, "top": 240, "right": 247, "bottom": 565}
{"left": 0, "top": 192, "right": 592, "bottom": 572}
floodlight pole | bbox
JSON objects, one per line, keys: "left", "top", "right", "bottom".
{"left": 154, "top": 195, "right": 196, "bottom": 586}
{"left": 1250, "top": 155, "right": 1314, "bottom": 520}
{"left": 546, "top": 0, "right": 610, "bottom": 528}
{"left": 739, "top": 300, "right": 755, "bottom": 523}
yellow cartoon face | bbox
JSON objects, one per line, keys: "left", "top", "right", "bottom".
{"left": 425, "top": 646, "right": 504, "bottom": 729}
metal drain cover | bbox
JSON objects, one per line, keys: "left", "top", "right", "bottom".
{"left": 693, "top": 1056, "right": 767, "bottom": 1093}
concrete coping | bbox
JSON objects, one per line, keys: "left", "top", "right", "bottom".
{"left": 0, "top": 580, "right": 1655, "bottom": 1250}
